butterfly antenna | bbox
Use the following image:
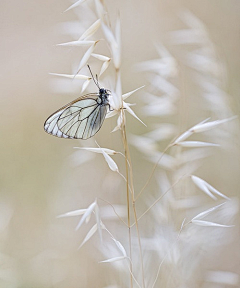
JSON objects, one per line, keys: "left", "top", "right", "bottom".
{"left": 96, "top": 74, "right": 100, "bottom": 87}
{"left": 87, "top": 64, "right": 100, "bottom": 89}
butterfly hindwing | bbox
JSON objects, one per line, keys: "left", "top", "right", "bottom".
{"left": 44, "top": 109, "right": 71, "bottom": 138}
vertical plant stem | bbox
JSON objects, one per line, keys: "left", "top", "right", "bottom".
{"left": 119, "top": 102, "right": 133, "bottom": 287}
{"left": 121, "top": 111, "right": 145, "bottom": 288}
{"left": 132, "top": 199, "right": 145, "bottom": 288}
{"left": 122, "top": 120, "right": 133, "bottom": 288}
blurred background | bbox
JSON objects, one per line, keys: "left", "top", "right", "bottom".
{"left": 1, "top": 0, "right": 239, "bottom": 287}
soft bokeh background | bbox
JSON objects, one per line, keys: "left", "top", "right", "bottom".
{"left": 1, "top": 0, "right": 239, "bottom": 287}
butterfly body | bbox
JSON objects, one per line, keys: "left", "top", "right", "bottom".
{"left": 44, "top": 88, "right": 110, "bottom": 139}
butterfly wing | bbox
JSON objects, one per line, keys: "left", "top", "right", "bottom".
{"left": 81, "top": 103, "right": 108, "bottom": 139}
{"left": 44, "top": 108, "right": 71, "bottom": 138}
{"left": 44, "top": 94, "right": 108, "bottom": 139}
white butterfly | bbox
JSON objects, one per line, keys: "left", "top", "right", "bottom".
{"left": 44, "top": 67, "right": 110, "bottom": 139}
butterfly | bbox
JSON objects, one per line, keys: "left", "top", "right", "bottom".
{"left": 44, "top": 66, "right": 110, "bottom": 140}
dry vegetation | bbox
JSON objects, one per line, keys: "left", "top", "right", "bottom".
{"left": 0, "top": 0, "right": 239, "bottom": 287}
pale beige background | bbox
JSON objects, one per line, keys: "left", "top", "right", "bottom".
{"left": 1, "top": 0, "right": 239, "bottom": 287}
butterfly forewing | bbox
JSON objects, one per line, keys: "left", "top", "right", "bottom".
{"left": 82, "top": 104, "right": 108, "bottom": 139}
{"left": 44, "top": 92, "right": 109, "bottom": 139}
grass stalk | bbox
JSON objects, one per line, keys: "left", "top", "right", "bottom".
{"left": 121, "top": 107, "right": 145, "bottom": 288}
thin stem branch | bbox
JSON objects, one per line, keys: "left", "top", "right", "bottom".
{"left": 136, "top": 144, "right": 171, "bottom": 201}
{"left": 98, "top": 198, "right": 128, "bottom": 227}
{"left": 151, "top": 220, "right": 186, "bottom": 288}
{"left": 131, "top": 174, "right": 186, "bottom": 228}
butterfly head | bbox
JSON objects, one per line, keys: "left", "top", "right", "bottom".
{"left": 98, "top": 88, "right": 110, "bottom": 105}
{"left": 99, "top": 88, "right": 107, "bottom": 95}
